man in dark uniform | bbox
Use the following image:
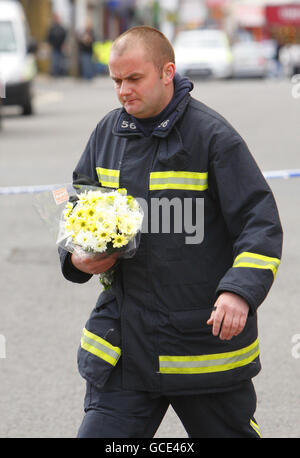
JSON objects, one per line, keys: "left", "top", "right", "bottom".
{"left": 59, "top": 26, "right": 283, "bottom": 438}
{"left": 47, "top": 14, "right": 67, "bottom": 77}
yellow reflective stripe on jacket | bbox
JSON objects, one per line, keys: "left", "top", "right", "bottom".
{"left": 159, "top": 338, "right": 259, "bottom": 374}
{"left": 149, "top": 171, "right": 208, "bottom": 191}
{"left": 233, "top": 251, "right": 281, "bottom": 278}
{"left": 96, "top": 167, "right": 120, "bottom": 188}
{"left": 250, "top": 419, "right": 261, "bottom": 438}
{"left": 81, "top": 327, "right": 121, "bottom": 366}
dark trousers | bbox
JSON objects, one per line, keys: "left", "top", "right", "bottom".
{"left": 77, "top": 380, "right": 261, "bottom": 438}
{"left": 50, "top": 49, "right": 65, "bottom": 76}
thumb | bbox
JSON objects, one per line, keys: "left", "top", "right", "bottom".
{"left": 207, "top": 310, "right": 215, "bottom": 325}
{"left": 207, "top": 305, "right": 218, "bottom": 325}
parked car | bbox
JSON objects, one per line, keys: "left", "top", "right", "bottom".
{"left": 280, "top": 44, "right": 300, "bottom": 77}
{"left": 0, "top": 1, "right": 37, "bottom": 115}
{"left": 231, "top": 41, "right": 269, "bottom": 78}
{"left": 173, "top": 29, "right": 233, "bottom": 79}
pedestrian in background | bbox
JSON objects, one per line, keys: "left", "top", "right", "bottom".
{"left": 47, "top": 13, "right": 67, "bottom": 77}
{"left": 78, "top": 23, "right": 95, "bottom": 80}
{"left": 59, "top": 26, "right": 283, "bottom": 438}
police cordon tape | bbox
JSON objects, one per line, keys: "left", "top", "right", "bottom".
{"left": 0, "top": 183, "right": 61, "bottom": 195}
{"left": 263, "top": 168, "right": 300, "bottom": 179}
{"left": 0, "top": 169, "right": 300, "bottom": 195}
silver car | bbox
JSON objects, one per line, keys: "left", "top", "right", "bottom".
{"left": 232, "top": 41, "right": 269, "bottom": 79}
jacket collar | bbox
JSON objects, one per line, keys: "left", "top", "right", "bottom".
{"left": 112, "top": 93, "right": 191, "bottom": 139}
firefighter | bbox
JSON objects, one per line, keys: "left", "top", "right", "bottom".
{"left": 59, "top": 26, "right": 283, "bottom": 438}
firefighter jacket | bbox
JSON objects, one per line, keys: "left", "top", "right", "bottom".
{"left": 59, "top": 91, "right": 283, "bottom": 395}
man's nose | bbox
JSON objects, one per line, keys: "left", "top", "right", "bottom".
{"left": 119, "top": 80, "right": 132, "bottom": 96}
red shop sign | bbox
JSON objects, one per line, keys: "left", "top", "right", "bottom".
{"left": 266, "top": 4, "right": 300, "bottom": 26}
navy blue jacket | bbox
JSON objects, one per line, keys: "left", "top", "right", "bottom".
{"left": 59, "top": 92, "right": 283, "bottom": 394}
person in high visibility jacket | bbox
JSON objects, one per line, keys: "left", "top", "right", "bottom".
{"left": 59, "top": 26, "right": 283, "bottom": 438}
{"left": 92, "top": 40, "right": 112, "bottom": 75}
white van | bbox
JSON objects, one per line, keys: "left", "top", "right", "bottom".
{"left": 0, "top": 1, "right": 37, "bottom": 115}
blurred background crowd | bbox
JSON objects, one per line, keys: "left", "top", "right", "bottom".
{"left": 7, "top": 0, "right": 300, "bottom": 79}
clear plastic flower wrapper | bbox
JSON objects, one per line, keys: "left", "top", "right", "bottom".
{"left": 35, "top": 183, "right": 144, "bottom": 289}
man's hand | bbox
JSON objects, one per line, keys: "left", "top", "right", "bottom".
{"left": 71, "top": 251, "right": 119, "bottom": 275}
{"left": 207, "top": 292, "right": 249, "bottom": 340}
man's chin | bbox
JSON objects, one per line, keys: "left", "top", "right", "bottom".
{"left": 125, "top": 107, "right": 151, "bottom": 119}
{"left": 124, "top": 103, "right": 140, "bottom": 116}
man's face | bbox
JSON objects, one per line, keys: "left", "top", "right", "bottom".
{"left": 109, "top": 46, "right": 173, "bottom": 119}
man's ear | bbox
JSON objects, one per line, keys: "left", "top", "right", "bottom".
{"left": 163, "top": 62, "right": 175, "bottom": 85}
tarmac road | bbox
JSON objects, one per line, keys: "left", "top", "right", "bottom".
{"left": 0, "top": 75, "right": 299, "bottom": 438}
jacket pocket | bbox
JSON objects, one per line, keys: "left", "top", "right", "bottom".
{"left": 78, "top": 293, "right": 121, "bottom": 389}
{"left": 169, "top": 308, "right": 213, "bottom": 333}
{"left": 160, "top": 309, "right": 259, "bottom": 376}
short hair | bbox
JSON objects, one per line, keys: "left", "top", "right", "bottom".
{"left": 110, "top": 26, "right": 175, "bottom": 73}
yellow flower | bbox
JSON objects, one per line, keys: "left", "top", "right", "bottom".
{"left": 89, "top": 224, "right": 98, "bottom": 233}
{"left": 97, "top": 229, "right": 111, "bottom": 242}
{"left": 126, "top": 195, "right": 139, "bottom": 211}
{"left": 102, "top": 220, "right": 116, "bottom": 232}
{"left": 117, "top": 188, "right": 127, "bottom": 196}
{"left": 78, "top": 192, "right": 88, "bottom": 202}
{"left": 86, "top": 206, "right": 96, "bottom": 217}
{"left": 63, "top": 202, "right": 74, "bottom": 218}
{"left": 104, "top": 195, "right": 115, "bottom": 206}
{"left": 112, "top": 233, "right": 128, "bottom": 248}
{"left": 64, "top": 222, "right": 72, "bottom": 232}
{"left": 66, "top": 202, "right": 73, "bottom": 210}
{"left": 64, "top": 215, "right": 76, "bottom": 231}
{"left": 74, "top": 208, "right": 85, "bottom": 219}
{"left": 123, "top": 222, "right": 135, "bottom": 236}
{"left": 95, "top": 241, "right": 107, "bottom": 252}
{"left": 67, "top": 215, "right": 76, "bottom": 226}
{"left": 78, "top": 220, "right": 88, "bottom": 229}
{"left": 95, "top": 211, "right": 105, "bottom": 224}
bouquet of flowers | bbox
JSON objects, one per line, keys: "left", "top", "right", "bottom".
{"left": 35, "top": 184, "right": 144, "bottom": 289}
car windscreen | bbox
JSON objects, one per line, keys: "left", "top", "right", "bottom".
{"left": 0, "top": 21, "right": 17, "bottom": 52}
{"left": 175, "top": 34, "right": 225, "bottom": 49}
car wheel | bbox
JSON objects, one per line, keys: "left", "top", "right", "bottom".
{"left": 22, "top": 97, "right": 33, "bottom": 116}
{"left": 0, "top": 102, "right": 3, "bottom": 130}
{"left": 21, "top": 82, "right": 34, "bottom": 116}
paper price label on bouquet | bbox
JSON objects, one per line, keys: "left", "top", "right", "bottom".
{"left": 52, "top": 187, "right": 69, "bottom": 205}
